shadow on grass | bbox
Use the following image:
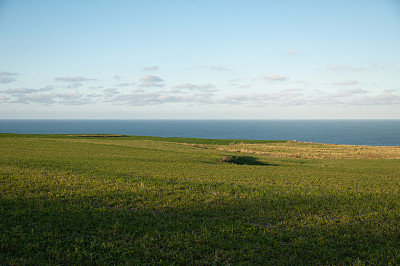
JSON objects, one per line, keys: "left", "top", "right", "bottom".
{"left": 220, "top": 155, "right": 272, "bottom": 166}
{"left": 2, "top": 191, "right": 398, "bottom": 265}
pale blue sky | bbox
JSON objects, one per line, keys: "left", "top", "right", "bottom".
{"left": 1, "top": 0, "right": 399, "bottom": 119}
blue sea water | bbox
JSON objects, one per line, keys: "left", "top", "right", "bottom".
{"left": 0, "top": 119, "right": 399, "bottom": 146}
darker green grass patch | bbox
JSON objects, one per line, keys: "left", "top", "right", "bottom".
{"left": 2, "top": 190, "right": 399, "bottom": 265}
{"left": 0, "top": 133, "right": 287, "bottom": 145}
{"left": 127, "top": 136, "right": 288, "bottom": 145}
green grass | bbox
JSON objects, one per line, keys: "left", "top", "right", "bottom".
{"left": 1, "top": 134, "right": 400, "bottom": 264}
{"left": 0, "top": 133, "right": 288, "bottom": 145}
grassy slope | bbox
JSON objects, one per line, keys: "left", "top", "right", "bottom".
{"left": 0, "top": 133, "right": 288, "bottom": 145}
{"left": 1, "top": 134, "right": 400, "bottom": 264}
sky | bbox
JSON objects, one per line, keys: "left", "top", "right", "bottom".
{"left": 0, "top": 0, "right": 400, "bottom": 119}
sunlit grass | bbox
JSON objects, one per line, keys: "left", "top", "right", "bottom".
{"left": 211, "top": 140, "right": 400, "bottom": 159}
{"left": 1, "top": 134, "right": 399, "bottom": 264}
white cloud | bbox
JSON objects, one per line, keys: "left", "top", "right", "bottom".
{"left": 262, "top": 75, "right": 288, "bottom": 81}
{"left": 88, "top": 86, "right": 104, "bottom": 90}
{"left": 237, "top": 84, "right": 251, "bottom": 88}
{"left": 2, "top": 77, "right": 399, "bottom": 109}
{"left": 139, "top": 82, "right": 165, "bottom": 88}
{"left": 285, "top": 49, "right": 297, "bottom": 55}
{"left": 330, "top": 88, "right": 368, "bottom": 98}
{"left": 0, "top": 72, "right": 18, "bottom": 84}
{"left": 347, "top": 92, "right": 400, "bottom": 106}
{"left": 307, "top": 89, "right": 400, "bottom": 106}
{"left": 66, "top": 83, "right": 83, "bottom": 89}
{"left": 370, "top": 64, "right": 385, "bottom": 70}
{"left": 140, "top": 75, "right": 163, "bottom": 83}
{"left": 108, "top": 92, "right": 183, "bottom": 105}
{"left": 333, "top": 80, "right": 359, "bottom": 86}
{"left": 174, "top": 83, "right": 216, "bottom": 91}
{"left": 215, "top": 88, "right": 398, "bottom": 107}
{"left": 3, "top": 88, "right": 100, "bottom": 105}
{"left": 208, "top": 65, "right": 232, "bottom": 71}
{"left": 373, "top": 92, "right": 400, "bottom": 104}
{"left": 219, "top": 90, "right": 304, "bottom": 106}
{"left": 56, "top": 91, "right": 94, "bottom": 105}
{"left": 142, "top": 66, "right": 159, "bottom": 71}
{"left": 0, "top": 95, "right": 9, "bottom": 102}
{"left": 3, "top": 88, "right": 37, "bottom": 94}
{"left": 367, "top": 92, "right": 398, "bottom": 105}
{"left": 117, "top": 82, "right": 135, "bottom": 87}
{"left": 199, "top": 83, "right": 215, "bottom": 90}
{"left": 2, "top": 86, "right": 55, "bottom": 94}
{"left": 39, "top": 86, "right": 55, "bottom": 92}
{"left": 174, "top": 83, "right": 198, "bottom": 90}
{"left": 384, "top": 89, "right": 399, "bottom": 93}
{"left": 103, "top": 86, "right": 215, "bottom": 106}
{"left": 139, "top": 75, "right": 164, "bottom": 87}
{"left": 53, "top": 77, "right": 94, "bottom": 89}
{"left": 103, "top": 88, "right": 120, "bottom": 96}
{"left": 282, "top": 88, "right": 303, "bottom": 92}
{"left": 11, "top": 94, "right": 56, "bottom": 105}
{"left": 54, "top": 76, "right": 96, "bottom": 82}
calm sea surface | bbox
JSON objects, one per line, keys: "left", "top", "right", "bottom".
{"left": 1, "top": 119, "right": 399, "bottom": 146}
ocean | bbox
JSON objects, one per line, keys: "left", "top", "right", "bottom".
{"left": 0, "top": 119, "right": 399, "bottom": 146}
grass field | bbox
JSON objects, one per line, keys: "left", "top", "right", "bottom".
{"left": 1, "top": 134, "right": 400, "bottom": 264}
